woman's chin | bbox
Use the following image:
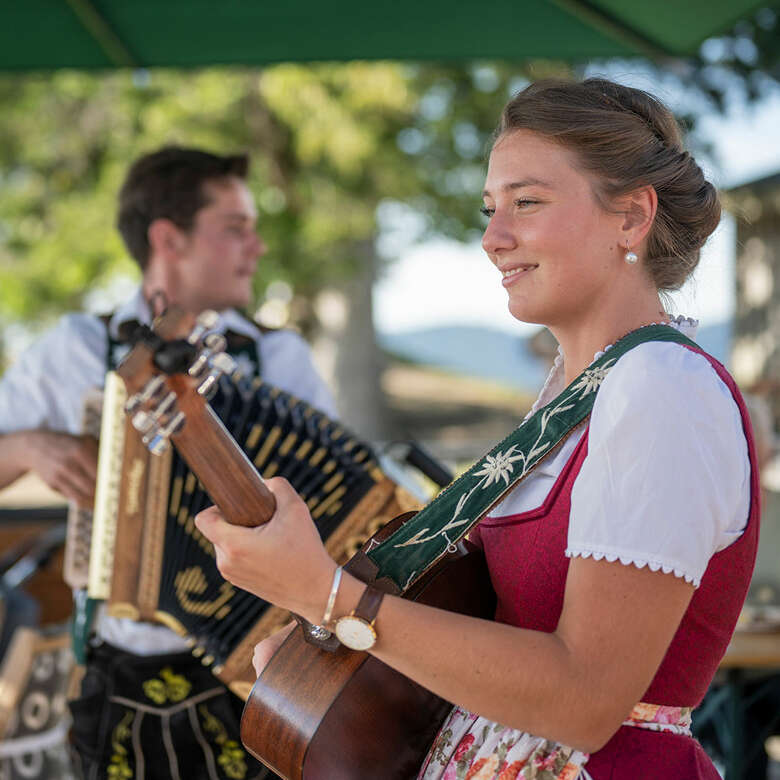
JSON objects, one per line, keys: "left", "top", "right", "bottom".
{"left": 507, "top": 300, "right": 545, "bottom": 326}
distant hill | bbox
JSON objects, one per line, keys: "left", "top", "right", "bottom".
{"left": 378, "top": 325, "right": 548, "bottom": 392}
{"left": 378, "top": 321, "right": 732, "bottom": 392}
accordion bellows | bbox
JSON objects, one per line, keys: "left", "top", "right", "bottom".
{"left": 82, "top": 374, "right": 419, "bottom": 699}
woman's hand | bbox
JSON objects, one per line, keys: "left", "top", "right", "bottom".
{"left": 253, "top": 621, "right": 297, "bottom": 677}
{"left": 194, "top": 476, "right": 337, "bottom": 624}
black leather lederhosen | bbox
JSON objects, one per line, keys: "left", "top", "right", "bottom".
{"left": 69, "top": 642, "right": 270, "bottom": 780}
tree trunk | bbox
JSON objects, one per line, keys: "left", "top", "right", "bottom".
{"left": 313, "top": 240, "right": 390, "bottom": 441}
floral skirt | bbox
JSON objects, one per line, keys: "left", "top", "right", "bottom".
{"left": 418, "top": 702, "right": 693, "bottom": 780}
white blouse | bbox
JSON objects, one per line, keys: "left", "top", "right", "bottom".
{"left": 487, "top": 319, "right": 751, "bottom": 587}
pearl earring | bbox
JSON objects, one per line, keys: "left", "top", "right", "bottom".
{"left": 624, "top": 246, "right": 638, "bottom": 265}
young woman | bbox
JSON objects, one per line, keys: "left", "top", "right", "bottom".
{"left": 196, "top": 78, "right": 759, "bottom": 779}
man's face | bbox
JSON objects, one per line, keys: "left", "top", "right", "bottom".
{"left": 175, "top": 176, "right": 265, "bottom": 313}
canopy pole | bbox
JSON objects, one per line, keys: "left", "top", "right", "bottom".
{"left": 63, "top": 0, "right": 138, "bottom": 68}
{"left": 549, "top": 0, "right": 680, "bottom": 61}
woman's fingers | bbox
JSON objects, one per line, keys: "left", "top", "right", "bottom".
{"left": 194, "top": 506, "right": 259, "bottom": 582}
{"left": 194, "top": 504, "right": 224, "bottom": 534}
{"left": 252, "top": 621, "right": 297, "bottom": 677}
{"left": 264, "top": 476, "right": 310, "bottom": 521}
{"left": 194, "top": 478, "right": 335, "bottom": 621}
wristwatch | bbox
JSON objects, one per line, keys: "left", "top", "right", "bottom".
{"left": 333, "top": 584, "right": 385, "bottom": 651}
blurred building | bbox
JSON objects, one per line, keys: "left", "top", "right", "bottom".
{"left": 728, "top": 173, "right": 780, "bottom": 430}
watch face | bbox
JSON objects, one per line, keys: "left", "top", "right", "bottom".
{"left": 334, "top": 616, "right": 376, "bottom": 651}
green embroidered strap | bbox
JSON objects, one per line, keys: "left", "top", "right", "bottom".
{"left": 367, "top": 325, "right": 697, "bottom": 590}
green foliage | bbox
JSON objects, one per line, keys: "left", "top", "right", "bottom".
{"left": 0, "top": 62, "right": 536, "bottom": 338}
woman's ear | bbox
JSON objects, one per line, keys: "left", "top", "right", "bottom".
{"left": 619, "top": 185, "right": 658, "bottom": 250}
{"left": 147, "top": 218, "right": 187, "bottom": 260}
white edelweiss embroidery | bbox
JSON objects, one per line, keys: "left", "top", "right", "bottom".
{"left": 569, "top": 359, "right": 616, "bottom": 397}
{"left": 472, "top": 446, "right": 525, "bottom": 487}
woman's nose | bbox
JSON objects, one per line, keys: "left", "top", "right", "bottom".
{"left": 481, "top": 211, "right": 517, "bottom": 256}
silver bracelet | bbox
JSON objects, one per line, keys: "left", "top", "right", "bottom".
{"left": 322, "top": 566, "right": 343, "bottom": 626}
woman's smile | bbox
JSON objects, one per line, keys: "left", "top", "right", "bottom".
{"left": 499, "top": 263, "right": 539, "bottom": 287}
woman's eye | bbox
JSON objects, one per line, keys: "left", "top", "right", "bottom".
{"left": 480, "top": 206, "right": 494, "bottom": 218}
{"left": 515, "top": 199, "right": 538, "bottom": 208}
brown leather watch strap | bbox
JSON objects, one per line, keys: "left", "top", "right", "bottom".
{"left": 354, "top": 585, "right": 385, "bottom": 624}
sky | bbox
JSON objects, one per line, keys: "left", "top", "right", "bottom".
{"left": 374, "top": 76, "right": 780, "bottom": 338}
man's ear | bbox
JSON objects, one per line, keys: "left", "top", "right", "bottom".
{"left": 618, "top": 185, "right": 657, "bottom": 250}
{"left": 147, "top": 218, "right": 188, "bottom": 260}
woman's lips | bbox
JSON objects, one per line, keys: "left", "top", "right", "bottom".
{"left": 500, "top": 264, "right": 538, "bottom": 286}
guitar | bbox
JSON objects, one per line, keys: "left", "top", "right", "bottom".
{"left": 117, "top": 309, "right": 496, "bottom": 779}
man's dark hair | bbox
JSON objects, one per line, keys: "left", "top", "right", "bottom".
{"left": 117, "top": 146, "right": 249, "bottom": 269}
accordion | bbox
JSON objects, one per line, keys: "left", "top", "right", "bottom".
{"left": 77, "top": 366, "right": 421, "bottom": 698}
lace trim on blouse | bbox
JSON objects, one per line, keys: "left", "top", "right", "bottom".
{"left": 564, "top": 547, "right": 700, "bottom": 587}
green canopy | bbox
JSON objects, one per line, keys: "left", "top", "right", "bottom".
{"left": 1, "top": 0, "right": 769, "bottom": 71}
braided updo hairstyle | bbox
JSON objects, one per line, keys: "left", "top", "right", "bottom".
{"left": 495, "top": 78, "right": 721, "bottom": 291}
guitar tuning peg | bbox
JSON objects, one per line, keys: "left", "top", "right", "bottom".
{"left": 132, "top": 410, "right": 156, "bottom": 435}
{"left": 143, "top": 430, "right": 170, "bottom": 455}
{"left": 196, "top": 310, "right": 219, "bottom": 330}
{"left": 139, "top": 375, "right": 166, "bottom": 404}
{"left": 152, "top": 391, "right": 177, "bottom": 421}
{"left": 210, "top": 352, "right": 237, "bottom": 375}
{"left": 197, "top": 353, "right": 239, "bottom": 398}
{"left": 197, "top": 374, "right": 219, "bottom": 400}
{"left": 125, "top": 393, "right": 142, "bottom": 415}
{"left": 203, "top": 333, "right": 227, "bottom": 353}
{"left": 158, "top": 411, "right": 186, "bottom": 440}
{"left": 188, "top": 352, "right": 210, "bottom": 379}
{"left": 140, "top": 410, "right": 185, "bottom": 454}
{"left": 188, "top": 310, "right": 220, "bottom": 344}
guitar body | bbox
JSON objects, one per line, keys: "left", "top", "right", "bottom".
{"left": 241, "top": 538, "right": 496, "bottom": 779}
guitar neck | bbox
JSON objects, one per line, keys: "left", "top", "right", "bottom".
{"left": 167, "top": 375, "right": 276, "bottom": 527}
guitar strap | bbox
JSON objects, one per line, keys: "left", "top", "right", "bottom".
{"left": 367, "top": 325, "right": 698, "bottom": 592}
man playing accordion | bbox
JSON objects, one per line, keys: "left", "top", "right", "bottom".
{"left": 0, "top": 146, "right": 336, "bottom": 780}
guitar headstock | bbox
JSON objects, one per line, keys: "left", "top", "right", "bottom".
{"left": 116, "top": 307, "right": 239, "bottom": 455}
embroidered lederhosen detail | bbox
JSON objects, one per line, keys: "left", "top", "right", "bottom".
{"left": 68, "top": 644, "right": 268, "bottom": 780}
